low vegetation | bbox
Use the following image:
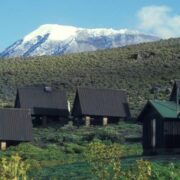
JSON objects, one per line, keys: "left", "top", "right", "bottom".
{"left": 0, "top": 122, "right": 179, "bottom": 179}
{"left": 0, "top": 154, "right": 29, "bottom": 180}
{"left": 0, "top": 38, "right": 180, "bottom": 116}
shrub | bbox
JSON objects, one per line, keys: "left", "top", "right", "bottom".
{"left": 0, "top": 154, "right": 30, "bottom": 180}
{"left": 64, "top": 143, "right": 85, "bottom": 154}
{"left": 151, "top": 162, "right": 180, "bottom": 179}
{"left": 85, "top": 141, "right": 123, "bottom": 180}
{"left": 6, "top": 143, "right": 64, "bottom": 161}
{"left": 85, "top": 141, "right": 153, "bottom": 180}
{"left": 97, "top": 128, "right": 125, "bottom": 143}
{"left": 83, "top": 128, "right": 125, "bottom": 143}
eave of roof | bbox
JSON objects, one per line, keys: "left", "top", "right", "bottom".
{"left": 149, "top": 100, "right": 180, "bottom": 119}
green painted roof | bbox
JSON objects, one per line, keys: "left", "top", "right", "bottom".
{"left": 149, "top": 100, "right": 180, "bottom": 119}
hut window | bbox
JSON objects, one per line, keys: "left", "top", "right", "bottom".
{"left": 151, "top": 119, "right": 156, "bottom": 148}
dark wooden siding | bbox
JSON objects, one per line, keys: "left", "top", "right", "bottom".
{"left": 0, "top": 109, "right": 32, "bottom": 141}
{"left": 155, "top": 115, "right": 164, "bottom": 149}
{"left": 143, "top": 111, "right": 163, "bottom": 149}
{"left": 143, "top": 110, "right": 180, "bottom": 153}
{"left": 164, "top": 119, "right": 180, "bottom": 149}
{"left": 33, "top": 107, "right": 69, "bottom": 117}
{"left": 72, "top": 93, "right": 82, "bottom": 117}
{"left": 142, "top": 104, "right": 164, "bottom": 154}
{"left": 14, "top": 93, "right": 20, "bottom": 108}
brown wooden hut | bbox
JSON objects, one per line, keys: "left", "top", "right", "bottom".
{"left": 138, "top": 100, "right": 180, "bottom": 155}
{"left": 15, "top": 86, "right": 69, "bottom": 126}
{"left": 72, "top": 87, "right": 131, "bottom": 126}
{"left": 0, "top": 108, "right": 32, "bottom": 150}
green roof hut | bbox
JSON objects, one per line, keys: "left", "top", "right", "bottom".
{"left": 138, "top": 100, "right": 180, "bottom": 155}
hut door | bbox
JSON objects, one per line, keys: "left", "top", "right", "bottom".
{"left": 151, "top": 119, "right": 156, "bottom": 148}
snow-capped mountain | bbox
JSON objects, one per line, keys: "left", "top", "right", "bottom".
{"left": 0, "top": 24, "right": 159, "bottom": 58}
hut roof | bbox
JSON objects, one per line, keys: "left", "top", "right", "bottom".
{"left": 138, "top": 100, "right": 180, "bottom": 122}
{"left": 16, "top": 86, "right": 67, "bottom": 109}
{"left": 72, "top": 87, "right": 131, "bottom": 118}
{"left": 0, "top": 108, "right": 32, "bottom": 141}
{"left": 15, "top": 86, "right": 69, "bottom": 116}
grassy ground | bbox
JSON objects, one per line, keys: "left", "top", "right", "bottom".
{"left": 0, "top": 122, "right": 179, "bottom": 179}
{"left": 1, "top": 121, "right": 142, "bottom": 178}
{"left": 28, "top": 154, "right": 180, "bottom": 179}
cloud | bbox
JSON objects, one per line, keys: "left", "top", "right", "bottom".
{"left": 137, "top": 5, "right": 180, "bottom": 38}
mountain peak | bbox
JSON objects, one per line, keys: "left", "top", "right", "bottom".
{"left": 24, "top": 24, "right": 78, "bottom": 42}
{"left": 0, "top": 24, "right": 159, "bottom": 58}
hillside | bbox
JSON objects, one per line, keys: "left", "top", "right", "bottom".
{"left": 0, "top": 38, "right": 180, "bottom": 116}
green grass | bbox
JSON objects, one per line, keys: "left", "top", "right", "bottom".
{"left": 1, "top": 122, "right": 180, "bottom": 179}
{"left": 33, "top": 162, "right": 94, "bottom": 180}
{"left": 27, "top": 157, "right": 180, "bottom": 179}
{"left": 0, "top": 122, "right": 142, "bottom": 179}
{"left": 32, "top": 121, "right": 142, "bottom": 146}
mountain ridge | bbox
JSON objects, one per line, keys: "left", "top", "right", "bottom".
{"left": 0, "top": 24, "right": 159, "bottom": 58}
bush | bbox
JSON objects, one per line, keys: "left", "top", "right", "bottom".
{"left": 64, "top": 143, "right": 85, "bottom": 154}
{"left": 0, "top": 154, "right": 30, "bottom": 180}
{"left": 83, "top": 128, "right": 125, "bottom": 143}
{"left": 85, "top": 141, "right": 153, "bottom": 180}
{"left": 6, "top": 143, "right": 64, "bottom": 161}
{"left": 85, "top": 141, "right": 123, "bottom": 179}
{"left": 151, "top": 162, "right": 180, "bottom": 179}
{"left": 97, "top": 128, "right": 125, "bottom": 143}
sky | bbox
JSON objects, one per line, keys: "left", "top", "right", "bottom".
{"left": 0, "top": 0, "right": 180, "bottom": 51}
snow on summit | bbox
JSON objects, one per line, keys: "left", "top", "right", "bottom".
{"left": 23, "top": 24, "right": 139, "bottom": 42}
{"left": 0, "top": 24, "right": 159, "bottom": 58}
{"left": 23, "top": 24, "right": 78, "bottom": 42}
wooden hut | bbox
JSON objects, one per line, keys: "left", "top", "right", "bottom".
{"left": 15, "top": 86, "right": 69, "bottom": 126}
{"left": 138, "top": 100, "right": 180, "bottom": 155}
{"left": 0, "top": 108, "right": 32, "bottom": 150}
{"left": 72, "top": 87, "right": 131, "bottom": 126}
